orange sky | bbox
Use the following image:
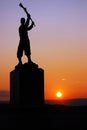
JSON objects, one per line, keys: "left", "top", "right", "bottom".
{"left": 0, "top": 0, "right": 87, "bottom": 101}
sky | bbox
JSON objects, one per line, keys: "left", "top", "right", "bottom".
{"left": 0, "top": 0, "right": 87, "bottom": 101}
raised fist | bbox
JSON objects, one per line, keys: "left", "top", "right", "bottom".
{"left": 27, "top": 13, "right": 31, "bottom": 18}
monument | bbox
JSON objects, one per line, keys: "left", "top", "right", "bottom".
{"left": 10, "top": 3, "right": 44, "bottom": 106}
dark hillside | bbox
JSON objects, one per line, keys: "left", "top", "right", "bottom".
{"left": 0, "top": 104, "right": 87, "bottom": 129}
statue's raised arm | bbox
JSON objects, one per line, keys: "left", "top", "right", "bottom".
{"left": 19, "top": 3, "right": 35, "bottom": 26}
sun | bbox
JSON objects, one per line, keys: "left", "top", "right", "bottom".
{"left": 56, "top": 91, "right": 62, "bottom": 98}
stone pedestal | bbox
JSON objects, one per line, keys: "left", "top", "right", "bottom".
{"left": 10, "top": 62, "right": 44, "bottom": 106}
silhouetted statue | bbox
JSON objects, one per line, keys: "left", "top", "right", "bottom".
{"left": 10, "top": 3, "right": 44, "bottom": 106}
{"left": 17, "top": 3, "right": 35, "bottom": 66}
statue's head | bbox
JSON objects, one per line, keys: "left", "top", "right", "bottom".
{"left": 20, "top": 17, "right": 25, "bottom": 24}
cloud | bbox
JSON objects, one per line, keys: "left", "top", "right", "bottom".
{"left": 61, "top": 78, "right": 66, "bottom": 81}
{"left": 0, "top": 91, "right": 9, "bottom": 101}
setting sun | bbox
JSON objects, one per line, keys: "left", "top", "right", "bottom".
{"left": 56, "top": 92, "right": 62, "bottom": 98}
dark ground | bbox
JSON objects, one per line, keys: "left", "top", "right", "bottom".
{"left": 0, "top": 104, "right": 87, "bottom": 129}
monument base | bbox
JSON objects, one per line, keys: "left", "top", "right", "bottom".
{"left": 10, "top": 62, "right": 44, "bottom": 106}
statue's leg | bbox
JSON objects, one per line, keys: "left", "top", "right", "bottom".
{"left": 17, "top": 44, "right": 23, "bottom": 64}
{"left": 27, "top": 55, "right": 31, "bottom": 63}
{"left": 25, "top": 40, "right": 31, "bottom": 63}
